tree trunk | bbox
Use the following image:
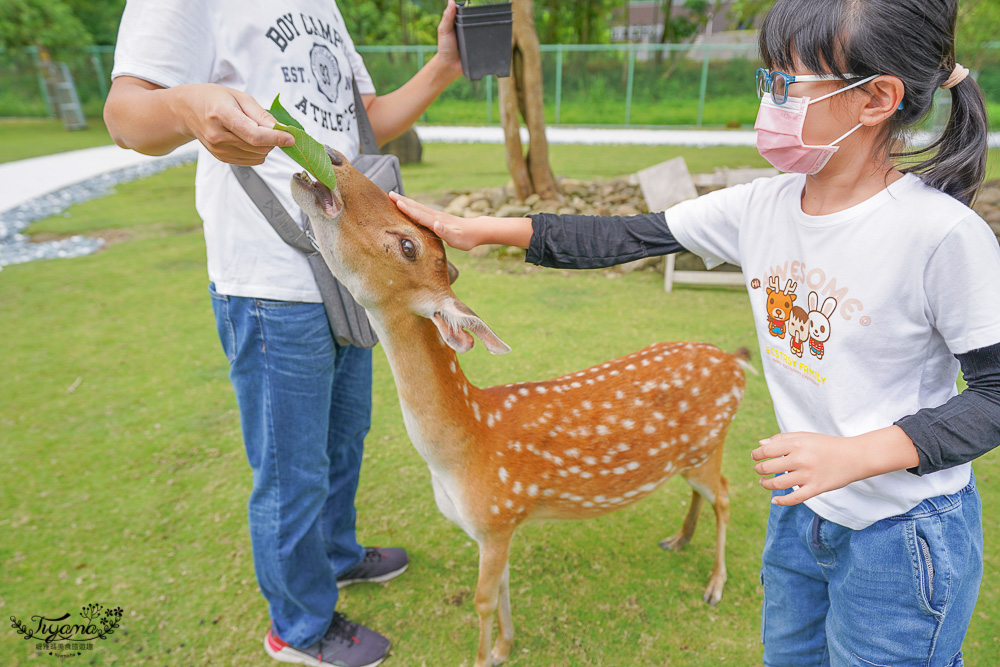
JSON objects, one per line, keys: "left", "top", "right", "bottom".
{"left": 500, "top": 0, "right": 560, "bottom": 201}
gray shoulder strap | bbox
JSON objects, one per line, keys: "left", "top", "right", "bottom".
{"left": 353, "top": 78, "right": 380, "bottom": 156}
{"left": 230, "top": 164, "right": 317, "bottom": 255}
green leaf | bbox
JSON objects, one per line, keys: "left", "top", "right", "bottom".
{"left": 269, "top": 95, "right": 337, "bottom": 191}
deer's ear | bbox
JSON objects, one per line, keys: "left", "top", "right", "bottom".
{"left": 429, "top": 298, "right": 511, "bottom": 355}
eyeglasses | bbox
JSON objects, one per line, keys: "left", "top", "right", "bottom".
{"left": 755, "top": 68, "right": 859, "bottom": 105}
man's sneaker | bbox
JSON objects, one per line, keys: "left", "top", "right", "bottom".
{"left": 337, "top": 547, "right": 409, "bottom": 588}
{"left": 264, "top": 613, "right": 390, "bottom": 667}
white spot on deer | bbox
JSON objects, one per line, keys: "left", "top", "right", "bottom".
{"left": 654, "top": 356, "right": 663, "bottom": 362}
{"left": 701, "top": 367, "right": 711, "bottom": 378}
{"left": 583, "top": 456, "right": 597, "bottom": 465}
{"left": 601, "top": 455, "right": 613, "bottom": 464}
{"left": 633, "top": 398, "right": 645, "bottom": 407}
{"left": 472, "top": 402, "right": 481, "bottom": 421}
{"left": 450, "top": 360, "right": 456, "bottom": 373}
{"left": 580, "top": 471, "right": 593, "bottom": 479}
{"left": 543, "top": 488, "right": 555, "bottom": 496}
{"left": 558, "top": 469, "right": 569, "bottom": 477}
{"left": 499, "top": 467, "right": 509, "bottom": 483}
{"left": 582, "top": 400, "right": 593, "bottom": 410}
{"left": 626, "top": 364, "right": 636, "bottom": 371}
{"left": 613, "top": 466, "right": 626, "bottom": 475}
{"left": 586, "top": 379, "right": 595, "bottom": 385}
{"left": 691, "top": 386, "right": 701, "bottom": 396}
{"left": 622, "top": 419, "right": 635, "bottom": 429}
{"left": 512, "top": 481, "right": 522, "bottom": 494}
{"left": 648, "top": 447, "right": 659, "bottom": 456}
{"left": 568, "top": 466, "right": 581, "bottom": 474}
{"left": 509, "top": 441, "right": 522, "bottom": 452}
{"left": 602, "top": 363, "right": 611, "bottom": 369}
{"left": 663, "top": 462, "right": 676, "bottom": 473}
{"left": 608, "top": 497, "right": 623, "bottom": 504}
{"left": 564, "top": 448, "right": 580, "bottom": 458}
{"left": 653, "top": 411, "right": 665, "bottom": 420}
{"left": 615, "top": 390, "right": 625, "bottom": 400}
{"left": 680, "top": 434, "right": 690, "bottom": 444}
{"left": 527, "top": 484, "right": 538, "bottom": 497}
{"left": 697, "top": 416, "right": 707, "bottom": 426}
{"left": 641, "top": 380, "right": 657, "bottom": 392}
{"left": 643, "top": 424, "right": 656, "bottom": 435}
{"left": 519, "top": 387, "right": 529, "bottom": 396}
{"left": 626, "top": 461, "right": 640, "bottom": 471}
{"left": 601, "top": 402, "right": 613, "bottom": 410}
{"left": 668, "top": 419, "right": 678, "bottom": 428}
{"left": 571, "top": 382, "right": 581, "bottom": 389}
{"left": 536, "top": 386, "right": 548, "bottom": 394}
{"left": 616, "top": 443, "right": 630, "bottom": 452}
{"left": 600, "top": 470, "right": 610, "bottom": 476}
{"left": 596, "top": 375, "right": 606, "bottom": 382}
{"left": 505, "top": 499, "right": 515, "bottom": 509}
{"left": 624, "top": 490, "right": 638, "bottom": 498}
{"left": 487, "top": 414, "right": 496, "bottom": 427}
{"left": 582, "top": 501, "right": 595, "bottom": 508}
{"left": 559, "top": 492, "right": 571, "bottom": 499}
{"left": 491, "top": 505, "right": 500, "bottom": 515}
{"left": 641, "top": 359, "right": 651, "bottom": 367}
{"left": 463, "top": 383, "right": 470, "bottom": 396}
{"left": 552, "top": 456, "right": 564, "bottom": 466}
{"left": 639, "top": 482, "right": 657, "bottom": 493}
{"left": 610, "top": 370, "right": 620, "bottom": 376}
{"left": 672, "top": 379, "right": 686, "bottom": 389}
{"left": 549, "top": 430, "right": 558, "bottom": 437}
{"left": 678, "top": 401, "right": 689, "bottom": 412}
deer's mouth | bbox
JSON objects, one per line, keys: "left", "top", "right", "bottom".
{"left": 293, "top": 172, "right": 339, "bottom": 218}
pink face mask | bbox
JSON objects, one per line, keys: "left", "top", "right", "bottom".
{"left": 754, "top": 75, "right": 876, "bottom": 175}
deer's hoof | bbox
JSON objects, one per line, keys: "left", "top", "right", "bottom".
{"left": 659, "top": 535, "right": 690, "bottom": 552}
{"left": 702, "top": 579, "right": 725, "bottom": 606}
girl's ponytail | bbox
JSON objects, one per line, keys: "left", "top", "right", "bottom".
{"left": 899, "top": 64, "right": 989, "bottom": 206}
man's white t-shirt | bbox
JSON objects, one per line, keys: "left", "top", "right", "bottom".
{"left": 668, "top": 173, "right": 1000, "bottom": 529}
{"left": 112, "top": 0, "right": 375, "bottom": 302}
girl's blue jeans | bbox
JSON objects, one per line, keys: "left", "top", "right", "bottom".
{"left": 210, "top": 285, "right": 370, "bottom": 648}
{"left": 761, "top": 473, "right": 983, "bottom": 667}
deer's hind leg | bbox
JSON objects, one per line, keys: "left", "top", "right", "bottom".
{"left": 659, "top": 443, "right": 730, "bottom": 605}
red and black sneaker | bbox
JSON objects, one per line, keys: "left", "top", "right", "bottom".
{"left": 265, "top": 613, "right": 390, "bottom": 667}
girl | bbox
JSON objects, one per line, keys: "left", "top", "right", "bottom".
{"left": 392, "top": 0, "right": 1000, "bottom": 664}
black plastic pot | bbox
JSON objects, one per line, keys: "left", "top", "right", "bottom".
{"left": 455, "top": 1, "right": 513, "bottom": 81}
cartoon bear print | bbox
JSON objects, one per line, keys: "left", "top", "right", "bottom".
{"left": 787, "top": 305, "right": 809, "bottom": 358}
{"left": 765, "top": 276, "right": 797, "bottom": 339}
{"left": 807, "top": 291, "right": 838, "bottom": 360}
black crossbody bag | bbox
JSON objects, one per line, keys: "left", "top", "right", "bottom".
{"left": 231, "top": 80, "right": 403, "bottom": 348}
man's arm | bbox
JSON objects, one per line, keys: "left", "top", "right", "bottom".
{"left": 103, "top": 76, "right": 293, "bottom": 165}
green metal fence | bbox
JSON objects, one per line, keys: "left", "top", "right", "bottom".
{"left": 2, "top": 43, "right": 998, "bottom": 130}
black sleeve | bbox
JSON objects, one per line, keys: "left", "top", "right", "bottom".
{"left": 525, "top": 211, "right": 687, "bottom": 270}
{"left": 896, "top": 341, "right": 1000, "bottom": 476}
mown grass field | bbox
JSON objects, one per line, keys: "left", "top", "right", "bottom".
{"left": 2, "top": 141, "right": 999, "bottom": 666}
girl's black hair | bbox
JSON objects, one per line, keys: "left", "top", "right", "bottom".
{"left": 759, "top": 0, "right": 988, "bottom": 205}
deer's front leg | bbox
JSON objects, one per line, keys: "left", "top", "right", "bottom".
{"left": 492, "top": 562, "right": 513, "bottom": 664}
{"left": 474, "top": 536, "right": 513, "bottom": 667}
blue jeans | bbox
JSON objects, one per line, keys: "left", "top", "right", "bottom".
{"left": 761, "top": 474, "right": 982, "bottom": 667}
{"left": 210, "top": 285, "right": 370, "bottom": 648}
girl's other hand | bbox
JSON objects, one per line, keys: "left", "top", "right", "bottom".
{"left": 750, "top": 426, "right": 920, "bottom": 506}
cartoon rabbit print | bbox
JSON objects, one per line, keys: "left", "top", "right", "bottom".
{"left": 807, "top": 292, "right": 837, "bottom": 360}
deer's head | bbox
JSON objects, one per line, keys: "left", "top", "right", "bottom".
{"left": 291, "top": 147, "right": 510, "bottom": 355}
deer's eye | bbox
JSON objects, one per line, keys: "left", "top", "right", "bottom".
{"left": 400, "top": 237, "right": 417, "bottom": 260}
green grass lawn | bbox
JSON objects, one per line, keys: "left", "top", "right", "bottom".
{"left": 0, "top": 117, "right": 115, "bottom": 164}
{"left": 2, "top": 143, "right": 1000, "bottom": 666}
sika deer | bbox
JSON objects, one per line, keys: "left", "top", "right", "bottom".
{"left": 291, "top": 149, "right": 750, "bottom": 667}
